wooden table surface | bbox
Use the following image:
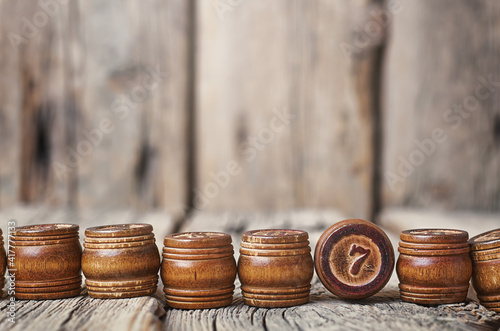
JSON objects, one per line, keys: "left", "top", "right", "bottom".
{"left": 1, "top": 207, "right": 499, "bottom": 331}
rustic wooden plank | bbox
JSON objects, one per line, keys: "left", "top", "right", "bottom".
{"left": 382, "top": 0, "right": 500, "bottom": 211}
{"left": 0, "top": 0, "right": 77, "bottom": 207}
{"left": 75, "top": 0, "right": 189, "bottom": 215}
{"left": 145, "top": 0, "right": 192, "bottom": 215}
{"left": 0, "top": 294, "right": 165, "bottom": 331}
{"left": 0, "top": 207, "right": 175, "bottom": 331}
{"left": 0, "top": 0, "right": 21, "bottom": 208}
{"left": 195, "top": 0, "right": 382, "bottom": 218}
{"left": 165, "top": 281, "right": 499, "bottom": 331}
{"left": 164, "top": 211, "right": 500, "bottom": 331}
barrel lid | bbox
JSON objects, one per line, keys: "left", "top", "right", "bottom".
{"left": 13, "top": 224, "right": 79, "bottom": 236}
{"left": 164, "top": 232, "right": 232, "bottom": 248}
{"left": 85, "top": 224, "right": 153, "bottom": 238}
{"left": 400, "top": 229, "right": 468, "bottom": 244}
{"left": 469, "top": 229, "right": 500, "bottom": 251}
{"left": 314, "top": 219, "right": 394, "bottom": 300}
{"left": 242, "top": 229, "right": 308, "bottom": 244}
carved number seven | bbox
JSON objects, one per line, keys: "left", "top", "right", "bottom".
{"left": 349, "top": 244, "right": 371, "bottom": 275}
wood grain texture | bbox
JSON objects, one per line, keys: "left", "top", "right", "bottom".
{"left": 0, "top": 0, "right": 76, "bottom": 207}
{"left": 0, "top": 209, "right": 499, "bottom": 330}
{"left": 238, "top": 229, "right": 313, "bottom": 308}
{"left": 0, "top": 0, "right": 190, "bottom": 213}
{"left": 469, "top": 229, "right": 500, "bottom": 313}
{"left": 0, "top": 0, "right": 21, "bottom": 208}
{"left": 382, "top": 0, "right": 500, "bottom": 211}
{"left": 397, "top": 229, "right": 472, "bottom": 305}
{"left": 12, "top": 224, "right": 82, "bottom": 300}
{"left": 82, "top": 224, "right": 160, "bottom": 299}
{"left": 0, "top": 294, "right": 165, "bottom": 331}
{"left": 76, "top": 0, "right": 190, "bottom": 214}
{"left": 195, "top": 0, "right": 382, "bottom": 218}
{"left": 162, "top": 232, "right": 237, "bottom": 309}
{"left": 164, "top": 282, "right": 500, "bottom": 331}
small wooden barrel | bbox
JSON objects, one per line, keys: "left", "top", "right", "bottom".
{"left": 0, "top": 229, "right": 6, "bottom": 296}
{"left": 12, "top": 224, "right": 82, "bottom": 300}
{"left": 396, "top": 229, "right": 472, "bottom": 305}
{"left": 161, "top": 232, "right": 237, "bottom": 309}
{"left": 82, "top": 224, "right": 160, "bottom": 299}
{"left": 315, "top": 219, "right": 394, "bottom": 299}
{"left": 238, "top": 229, "right": 314, "bottom": 308}
{"left": 469, "top": 229, "right": 500, "bottom": 312}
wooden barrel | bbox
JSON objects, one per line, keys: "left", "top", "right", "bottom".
{"left": 469, "top": 229, "right": 500, "bottom": 312}
{"left": 238, "top": 229, "right": 313, "bottom": 308}
{"left": 397, "top": 229, "right": 472, "bottom": 305}
{"left": 161, "top": 232, "right": 237, "bottom": 309}
{"left": 12, "top": 224, "right": 82, "bottom": 300}
{"left": 82, "top": 224, "right": 160, "bottom": 299}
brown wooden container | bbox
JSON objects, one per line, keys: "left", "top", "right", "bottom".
{"left": 0, "top": 229, "right": 6, "bottom": 296}
{"left": 315, "top": 219, "right": 394, "bottom": 299}
{"left": 161, "top": 232, "right": 237, "bottom": 309}
{"left": 469, "top": 229, "right": 500, "bottom": 312}
{"left": 12, "top": 224, "right": 82, "bottom": 300}
{"left": 396, "top": 229, "right": 472, "bottom": 305}
{"left": 238, "top": 229, "right": 314, "bottom": 308}
{"left": 82, "top": 224, "right": 160, "bottom": 299}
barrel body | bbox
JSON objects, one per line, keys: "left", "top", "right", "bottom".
{"left": 470, "top": 229, "right": 500, "bottom": 312}
{"left": 82, "top": 224, "right": 160, "bottom": 299}
{"left": 12, "top": 224, "right": 82, "bottom": 300}
{"left": 396, "top": 229, "right": 472, "bottom": 305}
{"left": 238, "top": 229, "right": 313, "bottom": 308}
{"left": 161, "top": 232, "right": 237, "bottom": 309}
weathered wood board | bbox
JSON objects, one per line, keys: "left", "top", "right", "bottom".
{"left": 1, "top": 209, "right": 499, "bottom": 330}
{"left": 0, "top": 0, "right": 190, "bottom": 215}
{"left": 0, "top": 0, "right": 21, "bottom": 208}
{"left": 0, "top": 0, "right": 76, "bottom": 207}
{"left": 382, "top": 0, "right": 500, "bottom": 211}
{"left": 74, "top": 0, "right": 190, "bottom": 214}
{"left": 195, "top": 0, "right": 383, "bottom": 219}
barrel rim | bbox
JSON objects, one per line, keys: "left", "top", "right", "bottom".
{"left": 85, "top": 223, "right": 153, "bottom": 238}
{"left": 13, "top": 223, "right": 79, "bottom": 236}
{"left": 470, "top": 228, "right": 500, "bottom": 251}
{"left": 242, "top": 229, "right": 308, "bottom": 244}
{"left": 164, "top": 232, "right": 232, "bottom": 248}
{"left": 400, "top": 229, "right": 468, "bottom": 244}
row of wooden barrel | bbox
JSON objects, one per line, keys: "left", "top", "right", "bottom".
{"left": 1, "top": 219, "right": 499, "bottom": 312}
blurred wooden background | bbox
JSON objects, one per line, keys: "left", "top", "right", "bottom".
{"left": 0, "top": 0, "right": 499, "bottom": 222}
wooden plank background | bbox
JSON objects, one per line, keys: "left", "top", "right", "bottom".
{"left": 0, "top": 0, "right": 499, "bottom": 220}
{"left": 195, "top": 0, "right": 381, "bottom": 220}
{"left": 382, "top": 0, "right": 500, "bottom": 211}
{"left": 0, "top": 0, "right": 191, "bottom": 216}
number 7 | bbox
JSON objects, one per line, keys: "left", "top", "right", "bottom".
{"left": 349, "top": 244, "right": 371, "bottom": 275}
